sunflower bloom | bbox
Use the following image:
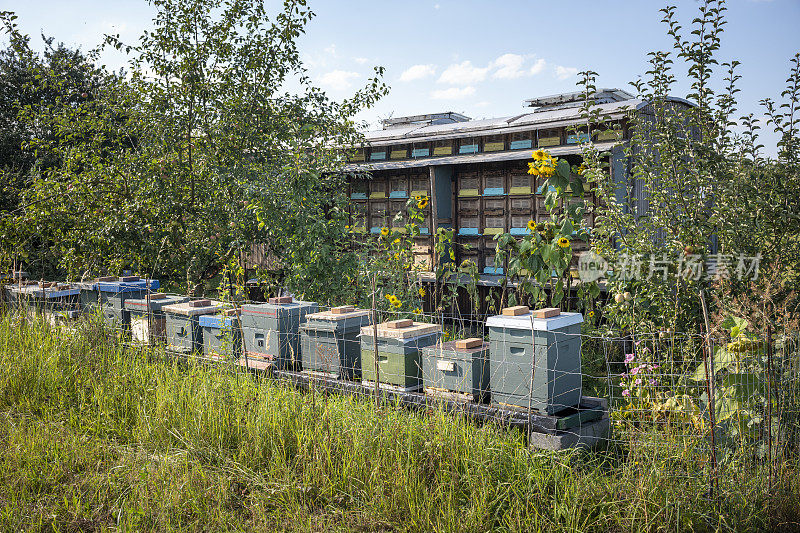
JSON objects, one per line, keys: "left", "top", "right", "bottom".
{"left": 527, "top": 163, "right": 540, "bottom": 176}
{"left": 418, "top": 287, "right": 426, "bottom": 297}
{"left": 413, "top": 307, "right": 423, "bottom": 315}
{"left": 393, "top": 238, "right": 400, "bottom": 244}
{"left": 381, "top": 227, "right": 389, "bottom": 237}
{"left": 533, "top": 149, "right": 547, "bottom": 161}
{"left": 526, "top": 220, "right": 536, "bottom": 232}
{"left": 417, "top": 196, "right": 429, "bottom": 209}
{"left": 557, "top": 237, "right": 570, "bottom": 249}
{"left": 392, "top": 299, "right": 402, "bottom": 309}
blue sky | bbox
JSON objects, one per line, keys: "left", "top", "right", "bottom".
{"left": 2, "top": 0, "right": 798, "bottom": 152}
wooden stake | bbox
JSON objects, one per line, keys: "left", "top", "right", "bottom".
{"left": 699, "top": 289, "right": 718, "bottom": 501}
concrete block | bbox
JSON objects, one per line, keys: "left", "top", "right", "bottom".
{"left": 529, "top": 416, "right": 610, "bottom": 451}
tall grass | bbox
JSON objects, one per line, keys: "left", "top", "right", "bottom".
{"left": 0, "top": 314, "right": 797, "bottom": 531}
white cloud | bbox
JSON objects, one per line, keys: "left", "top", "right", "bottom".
{"left": 353, "top": 57, "right": 369, "bottom": 65}
{"left": 399, "top": 64, "right": 436, "bottom": 82}
{"left": 430, "top": 86, "right": 476, "bottom": 100}
{"left": 530, "top": 58, "right": 546, "bottom": 75}
{"left": 438, "top": 61, "right": 489, "bottom": 85}
{"left": 434, "top": 3, "right": 441, "bottom": 8}
{"left": 491, "top": 54, "right": 526, "bottom": 80}
{"left": 319, "top": 70, "right": 360, "bottom": 91}
{"left": 324, "top": 44, "right": 337, "bottom": 56}
{"left": 555, "top": 65, "right": 578, "bottom": 80}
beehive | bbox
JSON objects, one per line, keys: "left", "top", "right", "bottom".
{"left": 240, "top": 297, "right": 318, "bottom": 370}
{"left": 360, "top": 320, "right": 441, "bottom": 391}
{"left": 162, "top": 299, "right": 226, "bottom": 354}
{"left": 487, "top": 307, "right": 583, "bottom": 415}
{"left": 300, "top": 306, "right": 372, "bottom": 380}
{"left": 96, "top": 277, "right": 160, "bottom": 330}
{"left": 41, "top": 284, "right": 81, "bottom": 319}
{"left": 422, "top": 338, "right": 489, "bottom": 402}
{"left": 124, "top": 294, "right": 189, "bottom": 345}
{"left": 199, "top": 310, "right": 242, "bottom": 361}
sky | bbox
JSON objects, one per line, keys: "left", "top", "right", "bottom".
{"left": 1, "top": 0, "right": 798, "bottom": 153}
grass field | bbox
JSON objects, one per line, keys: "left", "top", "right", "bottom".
{"left": 0, "top": 315, "right": 797, "bottom": 532}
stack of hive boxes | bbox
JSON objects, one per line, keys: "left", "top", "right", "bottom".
{"left": 240, "top": 296, "right": 318, "bottom": 370}
{"left": 360, "top": 319, "right": 441, "bottom": 391}
{"left": 300, "top": 305, "right": 372, "bottom": 380}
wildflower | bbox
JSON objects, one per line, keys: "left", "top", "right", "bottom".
{"left": 527, "top": 163, "right": 540, "bottom": 177}
{"left": 624, "top": 353, "right": 635, "bottom": 364}
{"left": 533, "top": 149, "right": 547, "bottom": 161}
{"left": 392, "top": 299, "right": 402, "bottom": 309}
{"left": 649, "top": 379, "right": 657, "bottom": 386}
{"left": 413, "top": 308, "right": 423, "bottom": 315}
{"left": 527, "top": 220, "right": 537, "bottom": 232}
{"left": 630, "top": 366, "right": 640, "bottom": 375}
{"left": 587, "top": 310, "right": 595, "bottom": 318}
{"left": 345, "top": 225, "right": 350, "bottom": 229}
{"left": 622, "top": 389, "right": 631, "bottom": 397}
{"left": 393, "top": 238, "right": 400, "bottom": 244}
{"left": 418, "top": 287, "right": 426, "bottom": 297}
{"left": 381, "top": 227, "right": 389, "bottom": 237}
{"left": 417, "top": 196, "right": 429, "bottom": 209}
{"left": 386, "top": 294, "right": 398, "bottom": 303}
{"left": 557, "top": 237, "right": 570, "bottom": 249}
{"left": 634, "top": 378, "right": 642, "bottom": 386}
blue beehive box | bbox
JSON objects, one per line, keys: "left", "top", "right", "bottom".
{"left": 486, "top": 307, "right": 583, "bottom": 415}
{"left": 240, "top": 296, "right": 319, "bottom": 371}
{"left": 199, "top": 310, "right": 242, "bottom": 361}
{"left": 96, "top": 276, "right": 160, "bottom": 330}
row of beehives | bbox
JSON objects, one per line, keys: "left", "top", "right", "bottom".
{"left": 2, "top": 277, "right": 585, "bottom": 416}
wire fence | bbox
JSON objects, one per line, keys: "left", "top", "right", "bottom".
{"left": 2, "top": 279, "right": 798, "bottom": 488}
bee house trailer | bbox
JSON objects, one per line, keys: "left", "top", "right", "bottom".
{"left": 487, "top": 306, "right": 583, "bottom": 415}
{"left": 200, "top": 310, "right": 242, "bottom": 361}
{"left": 240, "top": 297, "right": 319, "bottom": 371}
{"left": 96, "top": 276, "right": 160, "bottom": 330}
{"left": 422, "top": 338, "right": 489, "bottom": 402}
{"left": 299, "top": 306, "right": 372, "bottom": 380}
{"left": 124, "top": 293, "right": 188, "bottom": 345}
{"left": 162, "top": 299, "right": 227, "bottom": 354}
{"left": 360, "top": 319, "right": 441, "bottom": 391}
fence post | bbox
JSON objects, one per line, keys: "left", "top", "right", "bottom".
{"left": 766, "top": 324, "right": 774, "bottom": 496}
{"left": 371, "top": 273, "right": 380, "bottom": 407}
{"left": 699, "top": 290, "right": 718, "bottom": 501}
{"left": 526, "top": 313, "right": 537, "bottom": 444}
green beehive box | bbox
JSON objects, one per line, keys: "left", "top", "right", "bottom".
{"left": 300, "top": 306, "right": 372, "bottom": 380}
{"left": 240, "top": 297, "right": 319, "bottom": 370}
{"left": 162, "top": 299, "right": 227, "bottom": 354}
{"left": 124, "top": 294, "right": 189, "bottom": 345}
{"left": 487, "top": 308, "right": 583, "bottom": 415}
{"left": 360, "top": 320, "right": 441, "bottom": 391}
{"left": 199, "top": 311, "right": 242, "bottom": 361}
{"left": 422, "top": 338, "right": 490, "bottom": 402}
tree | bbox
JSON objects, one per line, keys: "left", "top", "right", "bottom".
{"left": 1, "top": 0, "right": 387, "bottom": 301}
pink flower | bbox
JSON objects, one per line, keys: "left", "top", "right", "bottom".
{"left": 622, "top": 389, "right": 630, "bottom": 397}
{"left": 624, "top": 353, "right": 635, "bottom": 364}
{"left": 649, "top": 379, "right": 657, "bottom": 386}
{"left": 631, "top": 367, "right": 640, "bottom": 375}
{"left": 619, "top": 382, "right": 626, "bottom": 388}
{"left": 634, "top": 378, "right": 642, "bottom": 386}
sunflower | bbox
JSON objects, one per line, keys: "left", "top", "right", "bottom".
{"left": 557, "top": 236, "right": 570, "bottom": 249}
{"left": 526, "top": 220, "right": 537, "bottom": 232}
{"left": 527, "top": 163, "right": 540, "bottom": 177}
{"left": 587, "top": 310, "right": 595, "bottom": 319}
{"left": 381, "top": 227, "right": 389, "bottom": 237}
{"left": 533, "top": 149, "right": 547, "bottom": 161}
{"left": 418, "top": 287, "right": 426, "bottom": 297}
{"left": 393, "top": 238, "right": 400, "bottom": 244}
{"left": 391, "top": 299, "right": 402, "bottom": 309}
{"left": 386, "top": 294, "right": 398, "bottom": 302}
{"left": 413, "top": 307, "right": 423, "bottom": 315}
{"left": 417, "top": 196, "right": 429, "bottom": 209}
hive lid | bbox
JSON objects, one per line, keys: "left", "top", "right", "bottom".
{"left": 486, "top": 311, "right": 583, "bottom": 331}
{"left": 360, "top": 320, "right": 441, "bottom": 339}
{"left": 423, "top": 339, "right": 489, "bottom": 354}
{"left": 162, "top": 299, "right": 226, "bottom": 316}
{"left": 306, "top": 308, "right": 370, "bottom": 321}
